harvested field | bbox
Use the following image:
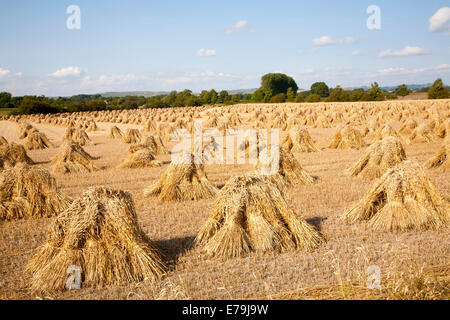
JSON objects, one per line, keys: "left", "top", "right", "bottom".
{"left": 0, "top": 99, "right": 449, "bottom": 300}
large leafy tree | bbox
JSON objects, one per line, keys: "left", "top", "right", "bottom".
{"left": 260, "top": 73, "right": 298, "bottom": 96}
{"left": 428, "top": 78, "right": 449, "bottom": 99}
{"left": 310, "top": 82, "right": 330, "bottom": 98}
{"left": 395, "top": 84, "right": 411, "bottom": 97}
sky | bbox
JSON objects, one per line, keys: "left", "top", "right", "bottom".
{"left": 0, "top": 0, "right": 449, "bottom": 96}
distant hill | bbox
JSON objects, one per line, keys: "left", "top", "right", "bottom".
{"left": 100, "top": 91, "right": 170, "bottom": 97}
{"left": 341, "top": 84, "right": 433, "bottom": 91}
{"left": 226, "top": 88, "right": 258, "bottom": 95}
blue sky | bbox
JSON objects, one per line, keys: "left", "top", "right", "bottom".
{"left": 0, "top": 0, "right": 449, "bottom": 96}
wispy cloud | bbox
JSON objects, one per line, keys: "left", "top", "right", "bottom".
{"left": 375, "top": 64, "right": 450, "bottom": 76}
{"left": 351, "top": 50, "right": 361, "bottom": 56}
{"left": 225, "top": 20, "right": 252, "bottom": 34}
{"left": 197, "top": 48, "right": 217, "bottom": 57}
{"left": 429, "top": 7, "right": 450, "bottom": 34}
{"left": 0, "top": 67, "right": 11, "bottom": 78}
{"left": 312, "top": 35, "right": 358, "bottom": 46}
{"left": 49, "top": 66, "right": 82, "bottom": 78}
{"left": 379, "top": 46, "right": 430, "bottom": 57}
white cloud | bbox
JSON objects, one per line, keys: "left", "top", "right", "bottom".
{"left": 429, "top": 7, "right": 450, "bottom": 34}
{"left": 436, "top": 63, "right": 450, "bottom": 70}
{"left": 225, "top": 20, "right": 249, "bottom": 34}
{"left": 49, "top": 66, "right": 82, "bottom": 78}
{"left": 0, "top": 67, "right": 11, "bottom": 78}
{"left": 376, "top": 67, "right": 406, "bottom": 75}
{"left": 197, "top": 48, "right": 217, "bottom": 57}
{"left": 379, "top": 46, "right": 430, "bottom": 57}
{"left": 375, "top": 64, "right": 450, "bottom": 76}
{"left": 312, "top": 35, "right": 358, "bottom": 46}
{"left": 351, "top": 50, "right": 361, "bottom": 56}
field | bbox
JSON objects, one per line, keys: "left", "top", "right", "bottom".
{"left": 0, "top": 109, "right": 17, "bottom": 116}
{"left": 0, "top": 99, "right": 449, "bottom": 300}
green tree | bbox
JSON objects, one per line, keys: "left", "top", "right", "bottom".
{"left": 231, "top": 94, "right": 241, "bottom": 104}
{"left": 185, "top": 95, "right": 200, "bottom": 106}
{"left": 295, "top": 95, "right": 304, "bottom": 102}
{"left": 218, "top": 90, "right": 230, "bottom": 104}
{"left": 305, "top": 93, "right": 321, "bottom": 103}
{"left": 270, "top": 93, "right": 286, "bottom": 103}
{"left": 0, "top": 92, "right": 12, "bottom": 108}
{"left": 251, "top": 88, "right": 265, "bottom": 102}
{"left": 428, "top": 78, "right": 449, "bottom": 99}
{"left": 310, "top": 82, "right": 330, "bottom": 98}
{"left": 327, "top": 86, "right": 350, "bottom": 102}
{"left": 367, "top": 82, "right": 385, "bottom": 101}
{"left": 85, "top": 98, "right": 107, "bottom": 111}
{"left": 199, "top": 90, "right": 211, "bottom": 105}
{"left": 286, "top": 87, "right": 296, "bottom": 101}
{"left": 263, "top": 90, "right": 272, "bottom": 102}
{"left": 395, "top": 84, "right": 411, "bottom": 97}
{"left": 209, "top": 89, "right": 218, "bottom": 104}
{"left": 350, "top": 89, "right": 365, "bottom": 101}
{"left": 260, "top": 73, "right": 298, "bottom": 96}
{"left": 163, "top": 91, "right": 178, "bottom": 105}
{"left": 18, "top": 96, "right": 58, "bottom": 114}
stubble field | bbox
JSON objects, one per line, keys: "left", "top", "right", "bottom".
{"left": 0, "top": 99, "right": 449, "bottom": 300}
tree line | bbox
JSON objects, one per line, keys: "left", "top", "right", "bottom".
{"left": 0, "top": 74, "right": 448, "bottom": 115}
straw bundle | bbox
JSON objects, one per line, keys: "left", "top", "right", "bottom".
{"left": 0, "top": 165, "right": 69, "bottom": 221}
{"left": 195, "top": 174, "right": 324, "bottom": 258}
{"left": 63, "top": 128, "right": 91, "bottom": 146}
{"left": 0, "top": 136, "right": 8, "bottom": 146}
{"left": 282, "top": 126, "right": 319, "bottom": 153}
{"left": 26, "top": 187, "right": 166, "bottom": 291}
{"left": 119, "top": 148, "right": 162, "bottom": 169}
{"left": 143, "top": 120, "right": 157, "bottom": 133}
{"left": 138, "top": 136, "right": 168, "bottom": 155}
{"left": 18, "top": 123, "right": 36, "bottom": 139}
{"left": 51, "top": 142, "right": 98, "bottom": 174}
{"left": 328, "top": 126, "right": 365, "bottom": 149}
{"left": 425, "top": 137, "right": 450, "bottom": 172}
{"left": 86, "top": 121, "right": 98, "bottom": 132}
{"left": 347, "top": 137, "right": 407, "bottom": 180}
{"left": 342, "top": 160, "right": 449, "bottom": 231}
{"left": 408, "top": 124, "right": 438, "bottom": 144}
{"left": 24, "top": 131, "right": 52, "bottom": 150}
{"left": 144, "top": 151, "right": 217, "bottom": 201}
{"left": 436, "top": 118, "right": 450, "bottom": 138}
{"left": 399, "top": 118, "right": 418, "bottom": 135}
{"left": 0, "top": 143, "right": 34, "bottom": 170}
{"left": 109, "top": 126, "right": 123, "bottom": 139}
{"left": 254, "top": 148, "right": 317, "bottom": 188}
{"left": 373, "top": 124, "right": 401, "bottom": 142}
{"left": 122, "top": 128, "right": 143, "bottom": 144}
